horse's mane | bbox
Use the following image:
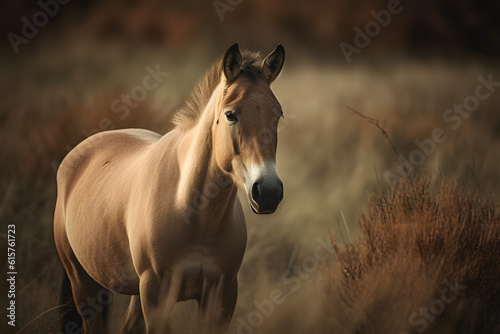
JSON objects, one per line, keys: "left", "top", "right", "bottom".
{"left": 172, "top": 49, "right": 264, "bottom": 129}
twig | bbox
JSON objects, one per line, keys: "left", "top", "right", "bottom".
{"left": 339, "top": 209, "right": 351, "bottom": 244}
{"left": 18, "top": 257, "right": 59, "bottom": 297}
{"left": 467, "top": 163, "right": 486, "bottom": 200}
{"left": 374, "top": 163, "right": 390, "bottom": 210}
{"left": 347, "top": 106, "right": 414, "bottom": 190}
{"left": 337, "top": 217, "right": 346, "bottom": 245}
{"left": 16, "top": 304, "right": 70, "bottom": 334}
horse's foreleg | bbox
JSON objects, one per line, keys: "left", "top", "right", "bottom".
{"left": 139, "top": 270, "right": 182, "bottom": 333}
{"left": 198, "top": 278, "right": 238, "bottom": 333}
{"left": 121, "top": 295, "right": 145, "bottom": 334}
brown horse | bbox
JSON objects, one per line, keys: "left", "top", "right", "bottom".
{"left": 54, "top": 43, "right": 285, "bottom": 333}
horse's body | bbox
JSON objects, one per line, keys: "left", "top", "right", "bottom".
{"left": 54, "top": 44, "right": 285, "bottom": 333}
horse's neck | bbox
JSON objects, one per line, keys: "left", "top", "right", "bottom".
{"left": 174, "top": 84, "right": 236, "bottom": 224}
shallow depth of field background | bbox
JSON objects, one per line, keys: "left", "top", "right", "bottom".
{"left": 1, "top": 0, "right": 500, "bottom": 333}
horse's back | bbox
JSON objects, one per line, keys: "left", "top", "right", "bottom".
{"left": 58, "top": 129, "right": 159, "bottom": 187}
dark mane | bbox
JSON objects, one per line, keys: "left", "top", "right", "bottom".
{"left": 172, "top": 49, "right": 264, "bottom": 129}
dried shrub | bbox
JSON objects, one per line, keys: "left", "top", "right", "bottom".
{"left": 325, "top": 178, "right": 500, "bottom": 334}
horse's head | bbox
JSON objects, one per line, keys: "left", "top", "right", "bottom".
{"left": 213, "top": 44, "right": 285, "bottom": 214}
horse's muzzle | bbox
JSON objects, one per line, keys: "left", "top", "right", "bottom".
{"left": 250, "top": 177, "right": 283, "bottom": 214}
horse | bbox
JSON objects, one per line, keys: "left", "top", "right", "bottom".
{"left": 54, "top": 43, "right": 285, "bottom": 333}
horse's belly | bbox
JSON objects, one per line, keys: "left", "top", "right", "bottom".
{"left": 66, "top": 215, "right": 140, "bottom": 295}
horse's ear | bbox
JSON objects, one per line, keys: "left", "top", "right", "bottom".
{"left": 223, "top": 43, "right": 242, "bottom": 82}
{"left": 261, "top": 45, "right": 285, "bottom": 84}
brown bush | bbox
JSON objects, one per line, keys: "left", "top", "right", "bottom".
{"left": 324, "top": 179, "right": 500, "bottom": 334}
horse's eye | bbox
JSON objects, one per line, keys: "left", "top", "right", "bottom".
{"left": 225, "top": 111, "right": 237, "bottom": 122}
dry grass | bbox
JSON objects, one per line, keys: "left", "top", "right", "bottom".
{"left": 325, "top": 179, "right": 500, "bottom": 334}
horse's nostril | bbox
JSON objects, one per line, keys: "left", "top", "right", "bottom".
{"left": 251, "top": 182, "right": 261, "bottom": 202}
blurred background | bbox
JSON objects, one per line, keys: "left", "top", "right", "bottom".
{"left": 1, "top": 0, "right": 500, "bottom": 333}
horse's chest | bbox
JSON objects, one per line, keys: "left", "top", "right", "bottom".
{"left": 147, "top": 220, "right": 246, "bottom": 279}
{"left": 136, "top": 209, "right": 247, "bottom": 301}
{"left": 153, "top": 230, "right": 246, "bottom": 271}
